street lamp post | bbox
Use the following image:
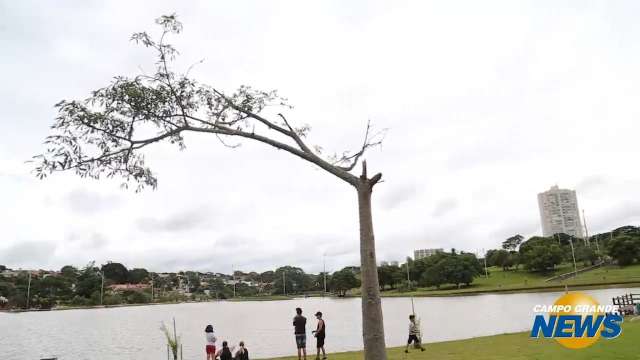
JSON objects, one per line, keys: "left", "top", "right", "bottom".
{"left": 100, "top": 271, "right": 104, "bottom": 305}
{"left": 406, "top": 259, "right": 411, "bottom": 289}
{"left": 232, "top": 265, "right": 236, "bottom": 298}
{"left": 582, "top": 210, "right": 590, "bottom": 248}
{"left": 594, "top": 234, "right": 602, "bottom": 262}
{"left": 482, "top": 249, "right": 489, "bottom": 278}
{"left": 323, "top": 253, "right": 327, "bottom": 295}
{"left": 569, "top": 239, "right": 578, "bottom": 275}
{"left": 26, "top": 272, "right": 32, "bottom": 309}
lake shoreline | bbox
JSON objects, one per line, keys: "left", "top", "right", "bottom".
{"left": 0, "top": 295, "right": 298, "bottom": 313}
{"left": 377, "top": 280, "right": 640, "bottom": 298}
{"left": 2, "top": 281, "right": 639, "bottom": 313}
{"left": 261, "top": 316, "right": 640, "bottom": 360}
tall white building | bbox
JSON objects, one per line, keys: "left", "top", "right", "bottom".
{"left": 413, "top": 248, "right": 443, "bottom": 260}
{"left": 537, "top": 185, "right": 584, "bottom": 238}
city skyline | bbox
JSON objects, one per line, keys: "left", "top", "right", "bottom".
{"left": 2, "top": 1, "right": 640, "bottom": 273}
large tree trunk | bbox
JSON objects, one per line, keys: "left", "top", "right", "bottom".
{"left": 357, "top": 171, "right": 387, "bottom": 359}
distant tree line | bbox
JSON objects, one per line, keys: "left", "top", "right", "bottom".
{"left": 2, "top": 226, "right": 638, "bottom": 309}
{"left": 484, "top": 225, "right": 640, "bottom": 273}
{"left": 0, "top": 260, "right": 365, "bottom": 309}
{"left": 378, "top": 250, "right": 484, "bottom": 290}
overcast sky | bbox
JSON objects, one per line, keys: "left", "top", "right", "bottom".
{"left": 2, "top": 1, "right": 639, "bottom": 274}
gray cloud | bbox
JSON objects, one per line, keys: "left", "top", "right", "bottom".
{"left": 590, "top": 202, "right": 640, "bottom": 232}
{"left": 2, "top": 2, "right": 640, "bottom": 273}
{"left": 65, "top": 188, "right": 121, "bottom": 214}
{"left": 214, "top": 235, "right": 249, "bottom": 248}
{"left": 576, "top": 175, "right": 607, "bottom": 194}
{"left": 136, "top": 207, "right": 212, "bottom": 233}
{"left": 0, "top": 241, "right": 57, "bottom": 268}
{"left": 431, "top": 198, "right": 458, "bottom": 217}
{"left": 380, "top": 184, "right": 417, "bottom": 210}
{"left": 489, "top": 220, "right": 540, "bottom": 243}
{"left": 65, "top": 232, "right": 108, "bottom": 249}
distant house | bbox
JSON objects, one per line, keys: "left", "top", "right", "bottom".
{"left": 108, "top": 284, "right": 150, "bottom": 292}
{"left": 0, "top": 270, "right": 21, "bottom": 278}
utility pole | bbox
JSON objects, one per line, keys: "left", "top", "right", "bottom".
{"left": 100, "top": 271, "right": 104, "bottom": 305}
{"left": 232, "top": 264, "right": 236, "bottom": 298}
{"left": 26, "top": 272, "right": 32, "bottom": 309}
{"left": 323, "top": 253, "right": 327, "bottom": 295}
{"left": 594, "top": 233, "right": 602, "bottom": 263}
{"left": 569, "top": 239, "right": 578, "bottom": 275}
{"left": 582, "top": 209, "right": 590, "bottom": 247}
{"left": 406, "top": 259, "right": 411, "bottom": 289}
{"left": 482, "top": 249, "right": 489, "bottom": 278}
{"left": 283, "top": 271, "right": 286, "bottom": 296}
{"left": 151, "top": 273, "right": 154, "bottom": 301}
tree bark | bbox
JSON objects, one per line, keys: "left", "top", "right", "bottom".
{"left": 357, "top": 166, "right": 387, "bottom": 359}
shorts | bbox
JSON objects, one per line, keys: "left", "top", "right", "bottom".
{"left": 407, "top": 334, "right": 420, "bottom": 344}
{"left": 206, "top": 345, "right": 216, "bottom": 354}
{"left": 295, "top": 334, "right": 307, "bottom": 349}
{"left": 316, "top": 334, "right": 325, "bottom": 348}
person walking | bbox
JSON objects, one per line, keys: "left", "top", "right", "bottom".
{"left": 293, "top": 307, "right": 307, "bottom": 360}
{"left": 404, "top": 315, "right": 425, "bottom": 353}
{"left": 312, "top": 311, "right": 326, "bottom": 360}
{"left": 204, "top": 324, "right": 217, "bottom": 360}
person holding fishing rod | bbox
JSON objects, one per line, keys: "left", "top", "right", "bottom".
{"left": 405, "top": 298, "right": 426, "bottom": 353}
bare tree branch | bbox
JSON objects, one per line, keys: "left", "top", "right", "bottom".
{"left": 277, "top": 113, "right": 313, "bottom": 154}
{"left": 336, "top": 120, "right": 386, "bottom": 172}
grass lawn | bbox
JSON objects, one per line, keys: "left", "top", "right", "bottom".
{"left": 265, "top": 317, "right": 640, "bottom": 360}
{"left": 380, "top": 263, "right": 640, "bottom": 297}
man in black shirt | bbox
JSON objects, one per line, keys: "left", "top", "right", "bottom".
{"left": 312, "top": 311, "right": 326, "bottom": 360}
{"left": 293, "top": 307, "right": 307, "bottom": 360}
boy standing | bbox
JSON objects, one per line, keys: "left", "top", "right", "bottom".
{"left": 405, "top": 315, "right": 425, "bottom": 353}
{"left": 312, "top": 311, "right": 326, "bottom": 360}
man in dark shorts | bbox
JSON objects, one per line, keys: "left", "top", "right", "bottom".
{"left": 293, "top": 307, "right": 307, "bottom": 360}
{"left": 405, "top": 314, "right": 425, "bottom": 353}
{"left": 312, "top": 311, "right": 326, "bottom": 360}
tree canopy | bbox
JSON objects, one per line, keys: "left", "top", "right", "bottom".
{"left": 128, "top": 268, "right": 150, "bottom": 284}
{"left": 502, "top": 234, "right": 523, "bottom": 251}
{"left": 32, "top": 14, "right": 384, "bottom": 192}
{"left": 520, "top": 243, "right": 563, "bottom": 272}
{"left": 101, "top": 262, "right": 129, "bottom": 283}
{"left": 330, "top": 268, "right": 361, "bottom": 296}
{"left": 608, "top": 236, "right": 640, "bottom": 266}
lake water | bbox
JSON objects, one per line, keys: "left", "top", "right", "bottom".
{"left": 1, "top": 287, "right": 637, "bottom": 360}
